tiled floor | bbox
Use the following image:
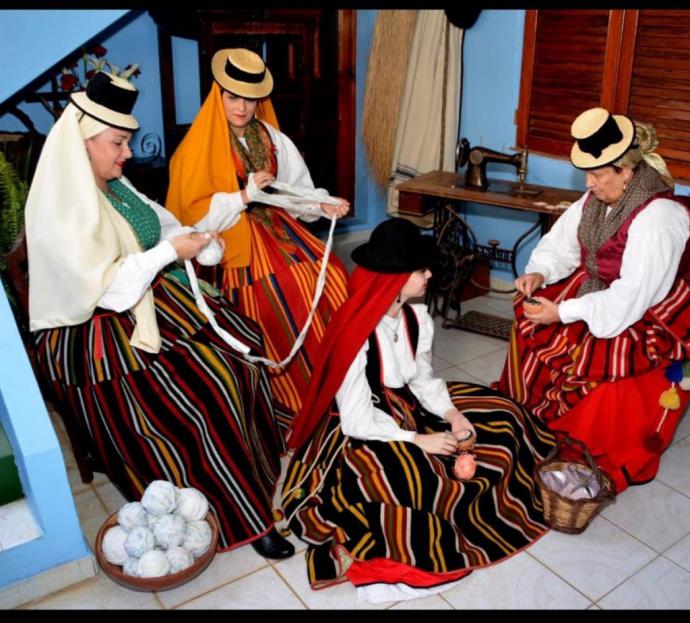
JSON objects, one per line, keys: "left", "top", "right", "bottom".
{"left": 15, "top": 291, "right": 690, "bottom": 609}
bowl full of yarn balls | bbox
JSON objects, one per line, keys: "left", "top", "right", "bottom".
{"left": 95, "top": 480, "right": 219, "bottom": 592}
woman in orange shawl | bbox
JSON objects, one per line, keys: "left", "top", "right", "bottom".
{"left": 166, "top": 48, "right": 350, "bottom": 428}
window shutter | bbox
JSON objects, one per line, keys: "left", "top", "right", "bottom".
{"left": 619, "top": 10, "right": 690, "bottom": 181}
{"left": 517, "top": 10, "right": 616, "bottom": 157}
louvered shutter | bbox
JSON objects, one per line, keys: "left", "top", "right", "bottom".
{"left": 619, "top": 10, "right": 690, "bottom": 181}
{"left": 517, "top": 10, "right": 615, "bottom": 157}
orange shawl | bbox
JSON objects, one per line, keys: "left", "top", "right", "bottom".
{"left": 165, "top": 82, "right": 279, "bottom": 268}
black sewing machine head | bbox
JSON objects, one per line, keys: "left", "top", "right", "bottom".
{"left": 456, "top": 138, "right": 531, "bottom": 192}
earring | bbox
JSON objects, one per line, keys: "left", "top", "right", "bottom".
{"left": 396, "top": 294, "right": 402, "bottom": 304}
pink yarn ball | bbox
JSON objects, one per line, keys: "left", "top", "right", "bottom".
{"left": 454, "top": 453, "right": 477, "bottom": 480}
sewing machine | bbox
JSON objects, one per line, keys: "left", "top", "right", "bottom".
{"left": 456, "top": 138, "right": 539, "bottom": 196}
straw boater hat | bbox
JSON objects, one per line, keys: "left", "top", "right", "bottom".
{"left": 69, "top": 71, "right": 139, "bottom": 131}
{"left": 211, "top": 48, "right": 274, "bottom": 99}
{"left": 570, "top": 107, "right": 635, "bottom": 170}
{"left": 351, "top": 218, "right": 437, "bottom": 273}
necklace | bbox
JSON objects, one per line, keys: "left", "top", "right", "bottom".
{"left": 382, "top": 316, "right": 401, "bottom": 342}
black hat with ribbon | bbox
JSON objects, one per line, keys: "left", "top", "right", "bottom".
{"left": 351, "top": 217, "right": 437, "bottom": 273}
{"left": 570, "top": 107, "right": 635, "bottom": 170}
{"left": 69, "top": 71, "right": 139, "bottom": 131}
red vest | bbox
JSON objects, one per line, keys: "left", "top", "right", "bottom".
{"left": 578, "top": 190, "right": 674, "bottom": 287}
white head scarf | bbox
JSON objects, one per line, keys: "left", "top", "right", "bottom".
{"left": 25, "top": 103, "right": 161, "bottom": 352}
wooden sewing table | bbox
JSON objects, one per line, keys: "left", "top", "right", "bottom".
{"left": 395, "top": 171, "right": 582, "bottom": 339}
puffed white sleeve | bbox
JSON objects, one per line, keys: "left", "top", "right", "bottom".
{"left": 525, "top": 194, "right": 586, "bottom": 285}
{"left": 336, "top": 342, "right": 417, "bottom": 443}
{"left": 265, "top": 123, "right": 324, "bottom": 223}
{"left": 407, "top": 305, "right": 456, "bottom": 417}
{"left": 558, "top": 198, "right": 690, "bottom": 338}
{"left": 97, "top": 177, "right": 222, "bottom": 312}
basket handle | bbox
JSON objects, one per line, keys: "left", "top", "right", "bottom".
{"left": 544, "top": 433, "right": 608, "bottom": 482}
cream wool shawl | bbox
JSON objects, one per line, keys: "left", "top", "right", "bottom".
{"left": 26, "top": 104, "right": 161, "bottom": 353}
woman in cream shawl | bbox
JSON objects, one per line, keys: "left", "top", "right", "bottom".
{"left": 26, "top": 71, "right": 294, "bottom": 559}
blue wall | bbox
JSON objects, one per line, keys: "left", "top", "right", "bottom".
{"left": 0, "top": 290, "right": 91, "bottom": 588}
{"left": 0, "top": 10, "right": 164, "bottom": 160}
{"left": 0, "top": 10, "right": 128, "bottom": 106}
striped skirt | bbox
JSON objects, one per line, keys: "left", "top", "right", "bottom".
{"left": 219, "top": 207, "right": 348, "bottom": 428}
{"left": 498, "top": 269, "right": 690, "bottom": 490}
{"left": 34, "top": 273, "right": 286, "bottom": 550}
{"left": 281, "top": 382, "right": 556, "bottom": 588}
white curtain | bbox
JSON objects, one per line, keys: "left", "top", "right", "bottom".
{"left": 386, "top": 10, "right": 464, "bottom": 215}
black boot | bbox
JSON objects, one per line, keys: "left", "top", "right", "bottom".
{"left": 250, "top": 528, "right": 295, "bottom": 560}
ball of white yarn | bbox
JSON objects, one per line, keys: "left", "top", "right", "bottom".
{"left": 122, "top": 557, "right": 140, "bottom": 577}
{"left": 101, "top": 525, "right": 129, "bottom": 565}
{"left": 137, "top": 549, "right": 171, "bottom": 578}
{"left": 175, "top": 488, "right": 209, "bottom": 522}
{"left": 146, "top": 511, "right": 159, "bottom": 530}
{"left": 124, "top": 525, "right": 155, "bottom": 558}
{"left": 166, "top": 546, "right": 195, "bottom": 574}
{"left": 141, "top": 480, "right": 180, "bottom": 516}
{"left": 182, "top": 520, "right": 213, "bottom": 559}
{"left": 153, "top": 513, "right": 187, "bottom": 550}
{"left": 117, "top": 502, "right": 148, "bottom": 532}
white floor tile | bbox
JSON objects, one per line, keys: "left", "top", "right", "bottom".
{"left": 0, "top": 498, "right": 42, "bottom": 550}
{"left": 176, "top": 566, "right": 304, "bottom": 609}
{"left": 598, "top": 556, "right": 690, "bottom": 609}
{"left": 94, "top": 482, "right": 128, "bottom": 515}
{"left": 601, "top": 480, "right": 690, "bottom": 552}
{"left": 657, "top": 437, "right": 690, "bottom": 497}
{"left": 23, "top": 572, "right": 162, "bottom": 609}
{"left": 432, "top": 328, "right": 506, "bottom": 367}
{"left": 65, "top": 466, "right": 94, "bottom": 496}
{"left": 388, "top": 594, "right": 451, "bottom": 609}
{"left": 664, "top": 533, "right": 690, "bottom": 572}
{"left": 441, "top": 551, "right": 591, "bottom": 610}
{"left": 435, "top": 365, "right": 484, "bottom": 385}
{"left": 528, "top": 516, "right": 657, "bottom": 601}
{"left": 72, "top": 489, "right": 109, "bottom": 551}
{"left": 455, "top": 349, "right": 508, "bottom": 386}
{"left": 156, "top": 543, "right": 269, "bottom": 609}
{"left": 272, "top": 552, "right": 391, "bottom": 609}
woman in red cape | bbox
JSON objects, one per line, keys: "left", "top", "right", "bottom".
{"left": 283, "top": 218, "right": 556, "bottom": 601}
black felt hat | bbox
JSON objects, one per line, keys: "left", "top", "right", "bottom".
{"left": 70, "top": 71, "right": 139, "bottom": 131}
{"left": 351, "top": 218, "right": 437, "bottom": 273}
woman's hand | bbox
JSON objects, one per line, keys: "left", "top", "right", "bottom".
{"left": 241, "top": 171, "right": 275, "bottom": 205}
{"left": 523, "top": 296, "right": 561, "bottom": 325}
{"left": 444, "top": 408, "right": 476, "bottom": 441}
{"left": 320, "top": 197, "right": 350, "bottom": 219}
{"left": 515, "top": 272, "right": 545, "bottom": 297}
{"left": 170, "top": 231, "right": 213, "bottom": 260}
{"left": 412, "top": 431, "right": 459, "bottom": 456}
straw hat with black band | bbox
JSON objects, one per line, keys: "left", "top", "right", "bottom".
{"left": 70, "top": 71, "right": 140, "bottom": 131}
{"left": 211, "top": 48, "right": 274, "bottom": 99}
{"left": 570, "top": 107, "right": 635, "bottom": 171}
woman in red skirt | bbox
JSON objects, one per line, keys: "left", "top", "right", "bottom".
{"left": 498, "top": 107, "right": 690, "bottom": 493}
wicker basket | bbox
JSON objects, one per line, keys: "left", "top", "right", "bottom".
{"left": 535, "top": 435, "right": 616, "bottom": 534}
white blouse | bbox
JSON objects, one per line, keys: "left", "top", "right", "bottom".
{"left": 335, "top": 304, "right": 456, "bottom": 443}
{"left": 526, "top": 191, "right": 689, "bottom": 338}
{"left": 194, "top": 122, "right": 325, "bottom": 233}
{"left": 97, "top": 176, "right": 223, "bottom": 313}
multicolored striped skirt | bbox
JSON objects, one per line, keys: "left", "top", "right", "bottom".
{"left": 34, "top": 272, "right": 287, "bottom": 550}
{"left": 498, "top": 269, "right": 690, "bottom": 491}
{"left": 281, "top": 382, "right": 556, "bottom": 588}
{"left": 220, "top": 207, "right": 348, "bottom": 428}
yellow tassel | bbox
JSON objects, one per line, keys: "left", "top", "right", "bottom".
{"left": 659, "top": 386, "right": 681, "bottom": 410}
